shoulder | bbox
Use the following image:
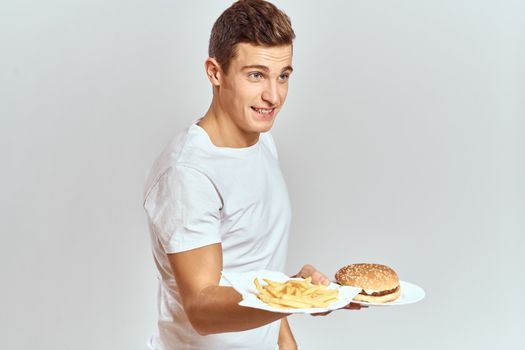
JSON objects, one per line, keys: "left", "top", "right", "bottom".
{"left": 144, "top": 123, "right": 212, "bottom": 198}
{"left": 143, "top": 164, "right": 223, "bottom": 214}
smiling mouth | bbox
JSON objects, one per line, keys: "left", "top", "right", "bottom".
{"left": 251, "top": 107, "right": 275, "bottom": 115}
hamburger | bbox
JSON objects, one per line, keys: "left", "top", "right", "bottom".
{"left": 335, "top": 263, "right": 401, "bottom": 303}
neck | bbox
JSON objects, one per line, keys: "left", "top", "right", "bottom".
{"left": 198, "top": 100, "right": 259, "bottom": 148}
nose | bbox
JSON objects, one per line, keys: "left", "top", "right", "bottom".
{"left": 261, "top": 80, "right": 279, "bottom": 107}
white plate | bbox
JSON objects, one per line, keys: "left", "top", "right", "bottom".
{"left": 222, "top": 270, "right": 362, "bottom": 314}
{"left": 348, "top": 280, "right": 425, "bottom": 307}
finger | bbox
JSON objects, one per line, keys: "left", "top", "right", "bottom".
{"left": 311, "top": 311, "right": 332, "bottom": 316}
{"left": 343, "top": 302, "right": 368, "bottom": 310}
{"left": 310, "top": 271, "right": 329, "bottom": 286}
{"left": 296, "top": 264, "right": 314, "bottom": 278}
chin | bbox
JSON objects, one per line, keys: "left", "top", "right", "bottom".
{"left": 251, "top": 119, "right": 275, "bottom": 133}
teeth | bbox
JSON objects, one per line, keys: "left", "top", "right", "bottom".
{"left": 254, "top": 108, "right": 272, "bottom": 114}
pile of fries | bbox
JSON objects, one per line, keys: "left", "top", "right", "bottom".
{"left": 253, "top": 277, "right": 339, "bottom": 309}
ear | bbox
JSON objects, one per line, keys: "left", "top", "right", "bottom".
{"left": 205, "top": 58, "right": 222, "bottom": 87}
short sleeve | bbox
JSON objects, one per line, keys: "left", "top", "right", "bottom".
{"left": 143, "top": 165, "right": 222, "bottom": 253}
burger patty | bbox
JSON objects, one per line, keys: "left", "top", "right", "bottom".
{"left": 360, "top": 285, "right": 400, "bottom": 297}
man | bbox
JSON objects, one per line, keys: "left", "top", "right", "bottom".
{"left": 143, "top": 1, "right": 362, "bottom": 349}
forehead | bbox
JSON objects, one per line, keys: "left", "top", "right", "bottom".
{"left": 231, "top": 43, "right": 293, "bottom": 69}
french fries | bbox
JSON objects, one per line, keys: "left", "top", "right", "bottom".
{"left": 253, "top": 277, "right": 339, "bottom": 309}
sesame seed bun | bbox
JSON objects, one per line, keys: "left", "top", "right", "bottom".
{"left": 335, "top": 263, "right": 401, "bottom": 303}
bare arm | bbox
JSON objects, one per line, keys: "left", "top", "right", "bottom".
{"left": 278, "top": 318, "right": 297, "bottom": 350}
{"left": 168, "top": 243, "right": 287, "bottom": 335}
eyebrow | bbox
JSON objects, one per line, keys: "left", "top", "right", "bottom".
{"left": 241, "top": 65, "right": 294, "bottom": 73}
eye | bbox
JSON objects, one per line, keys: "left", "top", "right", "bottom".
{"left": 278, "top": 73, "right": 291, "bottom": 82}
{"left": 248, "top": 72, "right": 264, "bottom": 80}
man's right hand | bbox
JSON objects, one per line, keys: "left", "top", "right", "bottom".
{"left": 293, "top": 264, "right": 331, "bottom": 286}
{"left": 293, "top": 264, "right": 368, "bottom": 315}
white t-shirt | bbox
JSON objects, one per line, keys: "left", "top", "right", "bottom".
{"left": 143, "top": 121, "right": 291, "bottom": 350}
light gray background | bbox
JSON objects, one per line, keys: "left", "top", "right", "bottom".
{"left": 1, "top": 0, "right": 524, "bottom": 349}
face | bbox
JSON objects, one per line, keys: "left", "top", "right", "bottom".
{"left": 212, "top": 43, "right": 293, "bottom": 142}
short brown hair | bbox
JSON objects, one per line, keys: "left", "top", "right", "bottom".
{"left": 209, "top": 0, "right": 295, "bottom": 74}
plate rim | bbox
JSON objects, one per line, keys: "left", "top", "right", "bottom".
{"left": 348, "top": 280, "right": 425, "bottom": 307}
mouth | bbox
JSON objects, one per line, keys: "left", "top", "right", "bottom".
{"left": 251, "top": 106, "right": 276, "bottom": 120}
